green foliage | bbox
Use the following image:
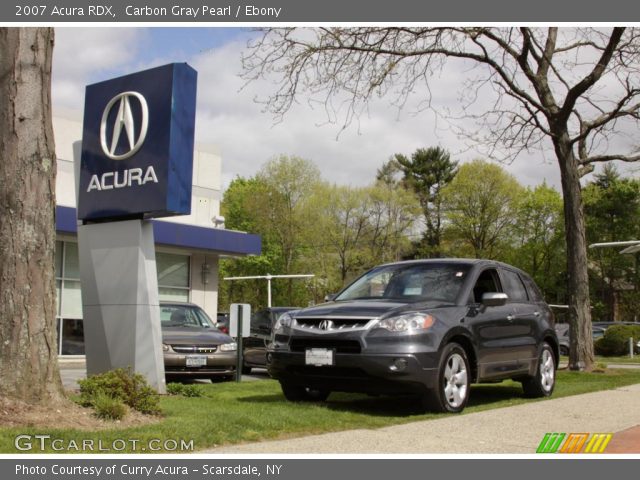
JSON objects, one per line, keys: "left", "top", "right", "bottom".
{"left": 91, "top": 392, "right": 128, "bottom": 421}
{"left": 508, "top": 183, "right": 566, "bottom": 302}
{"left": 220, "top": 155, "right": 421, "bottom": 308}
{"left": 595, "top": 325, "right": 640, "bottom": 356}
{"left": 166, "top": 383, "right": 204, "bottom": 397}
{"left": 584, "top": 165, "right": 640, "bottom": 322}
{"left": 78, "top": 368, "right": 162, "bottom": 416}
{"left": 441, "top": 159, "right": 524, "bottom": 259}
{"left": 393, "top": 147, "right": 458, "bottom": 257}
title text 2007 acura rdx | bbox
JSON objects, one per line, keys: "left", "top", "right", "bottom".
{"left": 267, "top": 259, "right": 558, "bottom": 413}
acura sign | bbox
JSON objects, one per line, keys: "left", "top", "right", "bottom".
{"left": 78, "top": 63, "right": 197, "bottom": 222}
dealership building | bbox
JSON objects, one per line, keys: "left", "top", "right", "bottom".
{"left": 52, "top": 109, "right": 261, "bottom": 357}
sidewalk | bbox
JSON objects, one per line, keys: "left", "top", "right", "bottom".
{"left": 205, "top": 383, "right": 640, "bottom": 454}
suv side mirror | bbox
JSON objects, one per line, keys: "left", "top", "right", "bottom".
{"left": 324, "top": 293, "right": 337, "bottom": 302}
{"left": 482, "top": 292, "right": 508, "bottom": 307}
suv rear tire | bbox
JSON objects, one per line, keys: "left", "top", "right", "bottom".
{"left": 521, "top": 342, "right": 556, "bottom": 397}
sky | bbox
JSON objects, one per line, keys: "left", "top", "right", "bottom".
{"left": 51, "top": 27, "right": 635, "bottom": 191}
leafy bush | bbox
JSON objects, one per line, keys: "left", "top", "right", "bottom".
{"left": 166, "top": 383, "right": 203, "bottom": 397}
{"left": 78, "top": 368, "right": 162, "bottom": 415}
{"left": 92, "top": 392, "right": 128, "bottom": 420}
{"left": 595, "top": 325, "right": 640, "bottom": 356}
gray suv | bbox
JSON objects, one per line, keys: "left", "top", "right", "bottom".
{"left": 267, "top": 259, "right": 558, "bottom": 413}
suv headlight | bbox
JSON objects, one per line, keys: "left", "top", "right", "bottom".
{"left": 375, "top": 313, "right": 435, "bottom": 333}
{"left": 219, "top": 342, "right": 237, "bottom": 352}
{"left": 274, "top": 312, "right": 294, "bottom": 332}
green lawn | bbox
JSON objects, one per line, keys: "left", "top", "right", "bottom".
{"left": 2, "top": 368, "right": 640, "bottom": 454}
{"left": 596, "top": 355, "right": 640, "bottom": 364}
{"left": 560, "top": 355, "right": 640, "bottom": 364}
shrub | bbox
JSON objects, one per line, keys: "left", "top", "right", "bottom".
{"left": 166, "top": 383, "right": 203, "bottom": 397}
{"left": 92, "top": 392, "right": 128, "bottom": 420}
{"left": 595, "top": 325, "right": 640, "bottom": 357}
{"left": 78, "top": 368, "right": 162, "bottom": 415}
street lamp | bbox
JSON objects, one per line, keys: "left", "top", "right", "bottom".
{"left": 223, "top": 274, "right": 315, "bottom": 307}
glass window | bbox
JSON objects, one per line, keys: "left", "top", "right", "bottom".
{"left": 157, "top": 252, "right": 189, "bottom": 288}
{"left": 63, "top": 242, "right": 80, "bottom": 279}
{"left": 160, "top": 304, "right": 214, "bottom": 328}
{"left": 501, "top": 269, "right": 529, "bottom": 301}
{"left": 251, "top": 309, "right": 272, "bottom": 331}
{"left": 337, "top": 263, "right": 471, "bottom": 303}
{"left": 472, "top": 269, "right": 502, "bottom": 303}
{"left": 158, "top": 287, "right": 189, "bottom": 303}
{"left": 157, "top": 252, "right": 190, "bottom": 303}
{"left": 521, "top": 275, "right": 544, "bottom": 302}
{"left": 62, "top": 279, "right": 83, "bottom": 318}
{"left": 55, "top": 279, "right": 62, "bottom": 316}
{"left": 61, "top": 319, "right": 85, "bottom": 355}
{"left": 55, "top": 241, "right": 63, "bottom": 278}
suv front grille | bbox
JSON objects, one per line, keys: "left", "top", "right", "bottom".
{"left": 289, "top": 338, "right": 362, "bottom": 354}
{"left": 171, "top": 345, "right": 218, "bottom": 354}
{"left": 294, "top": 317, "right": 372, "bottom": 332}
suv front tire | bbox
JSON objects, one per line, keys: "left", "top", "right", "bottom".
{"left": 422, "top": 342, "right": 471, "bottom": 413}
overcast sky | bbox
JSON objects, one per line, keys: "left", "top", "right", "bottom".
{"left": 51, "top": 27, "right": 635, "bottom": 191}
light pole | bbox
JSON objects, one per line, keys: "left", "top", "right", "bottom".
{"left": 223, "top": 274, "right": 315, "bottom": 307}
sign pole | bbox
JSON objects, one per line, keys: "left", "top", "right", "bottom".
{"left": 236, "top": 304, "right": 244, "bottom": 383}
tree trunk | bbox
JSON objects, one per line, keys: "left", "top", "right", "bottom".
{"left": 0, "top": 28, "right": 64, "bottom": 403}
{"left": 554, "top": 134, "right": 594, "bottom": 371}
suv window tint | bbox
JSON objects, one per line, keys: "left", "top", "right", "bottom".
{"left": 251, "top": 310, "right": 271, "bottom": 331}
{"left": 521, "top": 275, "right": 544, "bottom": 303}
{"left": 500, "top": 269, "right": 529, "bottom": 301}
{"left": 472, "top": 269, "right": 502, "bottom": 303}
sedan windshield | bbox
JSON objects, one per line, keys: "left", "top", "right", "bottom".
{"left": 336, "top": 263, "right": 471, "bottom": 303}
{"left": 160, "top": 305, "right": 216, "bottom": 328}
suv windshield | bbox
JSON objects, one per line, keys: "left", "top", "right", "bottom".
{"left": 336, "top": 263, "right": 471, "bottom": 303}
{"left": 160, "top": 304, "right": 215, "bottom": 328}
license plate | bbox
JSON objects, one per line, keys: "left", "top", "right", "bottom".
{"left": 305, "top": 348, "right": 334, "bottom": 366}
{"left": 186, "top": 355, "right": 207, "bottom": 367}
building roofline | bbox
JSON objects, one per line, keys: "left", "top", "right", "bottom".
{"left": 55, "top": 205, "right": 261, "bottom": 257}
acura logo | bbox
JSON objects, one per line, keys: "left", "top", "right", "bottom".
{"left": 319, "top": 320, "right": 334, "bottom": 331}
{"left": 100, "top": 91, "right": 149, "bottom": 160}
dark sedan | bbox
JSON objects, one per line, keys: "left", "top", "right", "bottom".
{"left": 242, "top": 307, "right": 299, "bottom": 374}
{"left": 160, "top": 302, "right": 237, "bottom": 382}
{"left": 268, "top": 259, "right": 558, "bottom": 413}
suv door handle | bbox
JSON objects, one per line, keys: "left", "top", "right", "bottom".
{"left": 534, "top": 311, "right": 540, "bottom": 317}
{"left": 507, "top": 314, "right": 515, "bottom": 321}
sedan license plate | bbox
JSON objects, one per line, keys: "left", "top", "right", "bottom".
{"left": 305, "top": 348, "right": 334, "bottom": 366}
{"left": 186, "top": 355, "right": 207, "bottom": 367}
